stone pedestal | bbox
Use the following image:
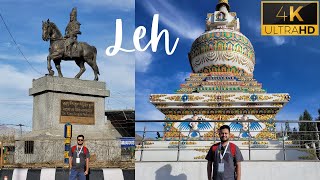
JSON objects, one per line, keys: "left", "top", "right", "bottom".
{"left": 15, "top": 76, "right": 121, "bottom": 163}
{"left": 28, "top": 76, "right": 119, "bottom": 138}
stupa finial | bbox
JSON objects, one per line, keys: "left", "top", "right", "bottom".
{"left": 216, "top": 0, "right": 230, "bottom": 11}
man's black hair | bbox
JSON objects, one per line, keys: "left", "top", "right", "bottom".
{"left": 219, "top": 125, "right": 230, "bottom": 132}
{"left": 77, "top": 134, "right": 84, "bottom": 139}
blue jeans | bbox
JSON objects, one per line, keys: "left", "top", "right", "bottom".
{"left": 69, "top": 168, "right": 86, "bottom": 180}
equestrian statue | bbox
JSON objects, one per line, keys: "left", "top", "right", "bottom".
{"left": 42, "top": 7, "right": 100, "bottom": 81}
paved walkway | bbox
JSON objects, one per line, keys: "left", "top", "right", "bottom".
{"left": 0, "top": 168, "right": 134, "bottom": 180}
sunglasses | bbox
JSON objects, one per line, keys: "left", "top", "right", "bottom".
{"left": 77, "top": 139, "right": 84, "bottom": 141}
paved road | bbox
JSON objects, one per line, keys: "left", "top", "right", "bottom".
{"left": 0, "top": 168, "right": 134, "bottom": 180}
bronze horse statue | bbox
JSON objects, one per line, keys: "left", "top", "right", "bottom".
{"left": 42, "top": 19, "right": 100, "bottom": 81}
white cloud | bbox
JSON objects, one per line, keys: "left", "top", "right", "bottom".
{"left": 135, "top": 51, "right": 152, "bottom": 72}
{"left": 136, "top": 72, "right": 190, "bottom": 122}
{"left": 141, "top": 0, "right": 203, "bottom": 40}
{"left": 0, "top": 54, "right": 23, "bottom": 62}
{"left": 175, "top": 72, "right": 190, "bottom": 82}
{"left": 135, "top": 86, "right": 166, "bottom": 135}
{"left": 272, "top": 36, "right": 286, "bottom": 46}
{"left": 0, "top": 64, "right": 36, "bottom": 91}
{"left": 0, "top": 64, "right": 36, "bottom": 126}
{"left": 246, "top": 19, "right": 260, "bottom": 34}
{"left": 246, "top": 18, "right": 289, "bottom": 46}
{"left": 28, "top": 53, "right": 48, "bottom": 63}
{"left": 135, "top": 74, "right": 177, "bottom": 130}
{"left": 0, "top": 42, "right": 14, "bottom": 48}
{"left": 0, "top": 103, "right": 33, "bottom": 129}
{"left": 135, "top": 86, "right": 163, "bottom": 119}
{"left": 0, "top": 50, "right": 48, "bottom": 65}
{"left": 79, "top": 0, "right": 134, "bottom": 11}
{"left": 101, "top": 52, "right": 135, "bottom": 109}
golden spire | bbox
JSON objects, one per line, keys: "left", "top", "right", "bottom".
{"left": 219, "top": 0, "right": 229, "bottom": 4}
{"left": 216, "top": 0, "right": 230, "bottom": 11}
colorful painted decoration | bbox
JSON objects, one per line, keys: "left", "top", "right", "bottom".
{"left": 216, "top": 12, "right": 226, "bottom": 21}
{"left": 178, "top": 120, "right": 212, "bottom": 138}
{"left": 229, "top": 115, "right": 263, "bottom": 138}
{"left": 189, "top": 29, "right": 255, "bottom": 75}
{"left": 181, "top": 94, "right": 189, "bottom": 102}
{"left": 250, "top": 94, "right": 258, "bottom": 101}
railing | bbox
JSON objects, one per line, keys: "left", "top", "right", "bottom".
{"left": 135, "top": 120, "right": 320, "bottom": 161}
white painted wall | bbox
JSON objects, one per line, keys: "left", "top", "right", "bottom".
{"left": 136, "top": 140, "right": 314, "bottom": 161}
{"left": 136, "top": 161, "right": 320, "bottom": 180}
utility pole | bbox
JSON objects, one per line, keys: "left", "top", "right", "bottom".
{"left": 0, "top": 141, "right": 3, "bottom": 168}
{"left": 18, "top": 124, "right": 23, "bottom": 136}
{"left": 315, "top": 121, "right": 320, "bottom": 159}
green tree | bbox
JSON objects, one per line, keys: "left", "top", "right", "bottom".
{"left": 288, "top": 125, "right": 298, "bottom": 143}
{"left": 299, "top": 110, "right": 317, "bottom": 145}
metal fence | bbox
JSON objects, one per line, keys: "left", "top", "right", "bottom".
{"left": 135, "top": 120, "right": 320, "bottom": 161}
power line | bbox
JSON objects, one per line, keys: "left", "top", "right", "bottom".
{"left": 110, "top": 89, "right": 134, "bottom": 97}
{"left": 107, "top": 98, "right": 129, "bottom": 107}
{"left": 107, "top": 98, "right": 133, "bottom": 108}
{"left": 0, "top": 123, "right": 29, "bottom": 135}
{"left": 0, "top": 12, "right": 43, "bottom": 75}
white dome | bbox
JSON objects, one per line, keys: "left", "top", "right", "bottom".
{"left": 188, "top": 29, "right": 255, "bottom": 76}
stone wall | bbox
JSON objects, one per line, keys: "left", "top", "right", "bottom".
{"left": 14, "top": 138, "right": 121, "bottom": 164}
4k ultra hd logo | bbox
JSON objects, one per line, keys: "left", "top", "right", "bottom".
{"left": 261, "top": 1, "right": 319, "bottom": 36}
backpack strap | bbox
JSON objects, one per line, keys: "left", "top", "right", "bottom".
{"left": 83, "top": 146, "right": 88, "bottom": 154}
{"left": 211, "top": 142, "right": 221, "bottom": 152}
{"left": 72, "top": 146, "right": 88, "bottom": 155}
{"left": 212, "top": 142, "right": 236, "bottom": 157}
{"left": 229, "top": 142, "right": 236, "bottom": 157}
{"left": 71, "top": 145, "right": 77, "bottom": 154}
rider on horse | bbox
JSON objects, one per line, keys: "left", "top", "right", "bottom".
{"left": 65, "top": 7, "right": 81, "bottom": 58}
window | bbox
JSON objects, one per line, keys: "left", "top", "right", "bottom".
{"left": 24, "top": 141, "right": 34, "bottom": 154}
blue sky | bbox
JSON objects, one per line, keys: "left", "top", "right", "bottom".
{"left": 0, "top": 0, "right": 135, "bottom": 131}
{"left": 135, "top": 0, "right": 320, "bottom": 133}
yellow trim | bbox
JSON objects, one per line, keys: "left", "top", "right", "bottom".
{"left": 219, "top": 0, "right": 229, "bottom": 4}
{"left": 262, "top": 25, "right": 318, "bottom": 36}
{"left": 261, "top": 1, "right": 319, "bottom": 36}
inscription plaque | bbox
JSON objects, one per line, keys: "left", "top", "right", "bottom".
{"left": 60, "top": 100, "right": 95, "bottom": 125}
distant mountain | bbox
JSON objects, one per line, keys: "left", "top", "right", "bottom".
{"left": 0, "top": 126, "right": 16, "bottom": 135}
{"left": 0, "top": 126, "right": 30, "bottom": 138}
